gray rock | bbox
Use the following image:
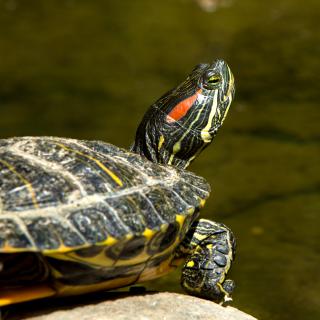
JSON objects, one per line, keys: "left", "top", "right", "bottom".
{"left": 7, "top": 292, "right": 257, "bottom": 320}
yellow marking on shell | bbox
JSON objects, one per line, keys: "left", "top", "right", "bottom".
{"left": 0, "top": 244, "right": 36, "bottom": 253}
{"left": 53, "top": 251, "right": 105, "bottom": 267}
{"left": 114, "top": 254, "right": 150, "bottom": 267}
{"left": 57, "top": 143, "right": 123, "bottom": 187}
{"left": 0, "top": 242, "right": 89, "bottom": 254}
{"left": 175, "top": 214, "right": 185, "bottom": 227}
{"left": 186, "top": 260, "right": 195, "bottom": 268}
{"left": 160, "top": 223, "right": 169, "bottom": 232}
{"left": 42, "top": 243, "right": 90, "bottom": 255}
{"left": 0, "top": 159, "right": 39, "bottom": 208}
{"left": 143, "top": 228, "right": 156, "bottom": 240}
{"left": 187, "top": 207, "right": 195, "bottom": 214}
{"left": 45, "top": 233, "right": 147, "bottom": 269}
{"left": 0, "top": 285, "right": 56, "bottom": 306}
{"left": 47, "top": 248, "right": 180, "bottom": 299}
{"left": 206, "top": 244, "right": 213, "bottom": 249}
{"left": 47, "top": 247, "right": 115, "bottom": 269}
{"left": 200, "top": 199, "right": 206, "bottom": 208}
{"left": 158, "top": 135, "right": 165, "bottom": 151}
{"left": 97, "top": 235, "right": 118, "bottom": 246}
{"left": 125, "top": 233, "right": 134, "bottom": 240}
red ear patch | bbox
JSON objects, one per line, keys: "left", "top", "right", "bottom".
{"left": 166, "top": 89, "right": 202, "bottom": 123}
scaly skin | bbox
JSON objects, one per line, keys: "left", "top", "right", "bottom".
{"left": 177, "top": 219, "right": 236, "bottom": 302}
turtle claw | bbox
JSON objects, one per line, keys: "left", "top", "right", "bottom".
{"left": 217, "top": 279, "right": 235, "bottom": 304}
{"left": 179, "top": 219, "right": 236, "bottom": 303}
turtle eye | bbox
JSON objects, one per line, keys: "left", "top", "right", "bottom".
{"left": 202, "top": 73, "right": 222, "bottom": 89}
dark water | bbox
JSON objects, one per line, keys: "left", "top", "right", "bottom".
{"left": 0, "top": 0, "right": 319, "bottom": 319}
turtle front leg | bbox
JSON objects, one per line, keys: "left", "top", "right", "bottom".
{"left": 176, "top": 218, "right": 236, "bottom": 303}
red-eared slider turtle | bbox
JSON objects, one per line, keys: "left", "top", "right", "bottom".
{"left": 0, "top": 60, "right": 235, "bottom": 307}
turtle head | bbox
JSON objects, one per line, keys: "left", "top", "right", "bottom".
{"left": 131, "top": 60, "right": 235, "bottom": 169}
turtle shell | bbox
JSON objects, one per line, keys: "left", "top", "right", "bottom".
{"left": 0, "top": 137, "right": 210, "bottom": 255}
{"left": 0, "top": 137, "right": 211, "bottom": 301}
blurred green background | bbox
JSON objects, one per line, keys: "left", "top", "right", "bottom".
{"left": 0, "top": 0, "right": 319, "bottom": 319}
